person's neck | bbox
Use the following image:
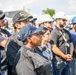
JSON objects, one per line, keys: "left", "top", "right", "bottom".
{"left": 15, "top": 29, "right": 20, "bottom": 33}
{"left": 42, "top": 40, "right": 47, "bottom": 46}
{"left": 73, "top": 28, "right": 76, "bottom": 33}
{"left": 25, "top": 43, "right": 35, "bottom": 50}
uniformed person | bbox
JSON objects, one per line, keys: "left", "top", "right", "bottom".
{"left": 5, "top": 10, "right": 32, "bottom": 75}
{"left": 37, "top": 14, "right": 53, "bottom": 32}
{"left": 51, "top": 11, "right": 73, "bottom": 75}
{"left": 12, "top": 24, "right": 52, "bottom": 75}
{"left": 70, "top": 16, "right": 76, "bottom": 75}
{"left": 35, "top": 27, "right": 53, "bottom": 75}
{"left": 0, "top": 10, "right": 11, "bottom": 75}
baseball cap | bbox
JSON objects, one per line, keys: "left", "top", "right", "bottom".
{"left": 18, "top": 24, "right": 44, "bottom": 42}
{"left": 13, "top": 10, "right": 33, "bottom": 24}
{"left": 29, "top": 17, "right": 37, "bottom": 22}
{"left": 53, "top": 11, "right": 66, "bottom": 19}
{"left": 37, "top": 14, "right": 53, "bottom": 25}
{"left": 0, "top": 10, "right": 5, "bottom": 19}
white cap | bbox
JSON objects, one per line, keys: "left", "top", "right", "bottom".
{"left": 53, "top": 11, "right": 66, "bottom": 19}
{"left": 37, "top": 14, "right": 53, "bottom": 25}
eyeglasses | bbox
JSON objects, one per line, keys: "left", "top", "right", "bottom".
{"left": 62, "top": 19, "right": 67, "bottom": 22}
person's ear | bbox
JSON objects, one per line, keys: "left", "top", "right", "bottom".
{"left": 0, "top": 39, "right": 7, "bottom": 47}
{"left": 27, "top": 37, "right": 32, "bottom": 42}
{"left": 15, "top": 23, "right": 20, "bottom": 28}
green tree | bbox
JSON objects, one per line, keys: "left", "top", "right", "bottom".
{"left": 43, "top": 8, "right": 55, "bottom": 17}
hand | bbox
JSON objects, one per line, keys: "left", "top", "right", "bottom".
{"left": 63, "top": 54, "right": 72, "bottom": 61}
{"left": 66, "top": 54, "right": 72, "bottom": 61}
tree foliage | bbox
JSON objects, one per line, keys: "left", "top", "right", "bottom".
{"left": 43, "top": 8, "right": 55, "bottom": 17}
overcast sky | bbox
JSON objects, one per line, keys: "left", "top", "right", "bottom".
{"left": 0, "top": 0, "right": 76, "bottom": 15}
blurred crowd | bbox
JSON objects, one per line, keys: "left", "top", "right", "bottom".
{"left": 0, "top": 10, "right": 76, "bottom": 75}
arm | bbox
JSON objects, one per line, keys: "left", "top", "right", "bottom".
{"left": 70, "top": 42, "right": 74, "bottom": 56}
{"left": 0, "top": 39, "right": 7, "bottom": 47}
{"left": 52, "top": 44, "right": 66, "bottom": 59}
{"left": 51, "top": 44, "right": 72, "bottom": 61}
{"left": 50, "top": 30, "right": 66, "bottom": 59}
{"left": 0, "top": 35, "right": 7, "bottom": 47}
{"left": 6, "top": 41, "right": 21, "bottom": 66}
{"left": 51, "top": 30, "right": 72, "bottom": 61}
{"left": 69, "top": 31, "right": 74, "bottom": 56}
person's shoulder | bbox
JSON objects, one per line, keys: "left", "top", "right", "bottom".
{"left": 19, "top": 46, "right": 27, "bottom": 54}
{"left": 69, "top": 30, "right": 73, "bottom": 34}
{"left": 5, "top": 33, "right": 18, "bottom": 48}
{"left": 64, "top": 28, "right": 69, "bottom": 32}
{"left": 51, "top": 27, "right": 59, "bottom": 33}
{"left": 51, "top": 28, "right": 58, "bottom": 36}
{"left": 52, "top": 27, "right": 58, "bottom": 31}
{"left": 15, "top": 46, "right": 28, "bottom": 64}
{"left": 8, "top": 33, "right": 18, "bottom": 41}
{"left": 64, "top": 28, "right": 70, "bottom": 34}
{"left": 5, "top": 33, "right": 23, "bottom": 50}
{"left": 1, "top": 29, "right": 11, "bottom": 36}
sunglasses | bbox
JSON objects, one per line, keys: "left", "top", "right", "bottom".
{"left": 57, "top": 18, "right": 67, "bottom": 22}
{"left": 62, "top": 19, "right": 67, "bottom": 22}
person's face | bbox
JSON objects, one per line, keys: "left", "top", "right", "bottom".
{"left": 42, "top": 30, "right": 51, "bottom": 42}
{"left": 73, "top": 23, "right": 76, "bottom": 30}
{"left": 30, "top": 33, "right": 42, "bottom": 46}
{"left": 44, "top": 21, "right": 53, "bottom": 31}
{"left": 32, "top": 21, "right": 36, "bottom": 26}
{"left": 58, "top": 18, "right": 67, "bottom": 27}
{"left": 0, "top": 18, "right": 4, "bottom": 27}
{"left": 19, "top": 19, "right": 29, "bottom": 28}
{"left": 15, "top": 19, "right": 29, "bottom": 31}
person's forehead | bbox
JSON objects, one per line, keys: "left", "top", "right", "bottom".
{"left": 44, "top": 24, "right": 52, "bottom": 28}
{"left": 21, "top": 19, "right": 29, "bottom": 22}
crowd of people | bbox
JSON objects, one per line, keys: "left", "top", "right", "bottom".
{"left": 0, "top": 9, "right": 76, "bottom": 75}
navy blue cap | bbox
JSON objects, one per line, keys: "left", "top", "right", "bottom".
{"left": 29, "top": 17, "right": 37, "bottom": 22}
{"left": 18, "top": 24, "right": 44, "bottom": 41}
